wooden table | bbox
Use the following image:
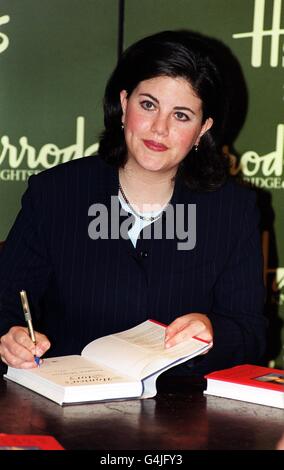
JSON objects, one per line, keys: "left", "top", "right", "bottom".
{"left": 0, "top": 374, "right": 283, "bottom": 455}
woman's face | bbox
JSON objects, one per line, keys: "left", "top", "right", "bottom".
{"left": 120, "top": 75, "right": 213, "bottom": 176}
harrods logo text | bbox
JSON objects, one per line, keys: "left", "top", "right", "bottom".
{"left": 0, "top": 14, "right": 10, "bottom": 54}
{"left": 0, "top": 117, "right": 99, "bottom": 181}
{"left": 241, "top": 123, "right": 284, "bottom": 188}
{"left": 268, "top": 268, "right": 284, "bottom": 308}
{"left": 229, "top": 123, "right": 284, "bottom": 189}
{"left": 233, "top": 0, "right": 284, "bottom": 67}
{"left": 275, "top": 268, "right": 284, "bottom": 306}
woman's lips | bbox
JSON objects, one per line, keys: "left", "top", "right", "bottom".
{"left": 143, "top": 140, "right": 168, "bottom": 152}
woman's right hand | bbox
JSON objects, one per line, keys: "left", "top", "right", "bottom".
{"left": 0, "top": 326, "right": 50, "bottom": 369}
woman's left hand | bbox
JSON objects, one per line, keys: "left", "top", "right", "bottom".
{"left": 165, "top": 313, "right": 213, "bottom": 349}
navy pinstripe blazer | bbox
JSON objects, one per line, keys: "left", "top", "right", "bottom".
{"left": 0, "top": 156, "right": 266, "bottom": 375}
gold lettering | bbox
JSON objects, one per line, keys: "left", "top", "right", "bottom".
{"left": 0, "top": 15, "right": 10, "bottom": 55}
{"left": 233, "top": 0, "right": 284, "bottom": 67}
{"left": 240, "top": 124, "right": 284, "bottom": 176}
{"left": 0, "top": 116, "right": 99, "bottom": 174}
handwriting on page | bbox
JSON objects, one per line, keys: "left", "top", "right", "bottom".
{"left": 65, "top": 375, "right": 111, "bottom": 384}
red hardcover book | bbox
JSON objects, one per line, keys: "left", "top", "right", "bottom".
{"left": 204, "top": 364, "right": 284, "bottom": 409}
{"left": 0, "top": 434, "right": 64, "bottom": 450}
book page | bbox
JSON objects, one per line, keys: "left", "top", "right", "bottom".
{"left": 7, "top": 356, "right": 138, "bottom": 388}
{"left": 82, "top": 320, "right": 210, "bottom": 379}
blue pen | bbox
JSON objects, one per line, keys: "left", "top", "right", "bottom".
{"left": 20, "top": 290, "right": 41, "bottom": 367}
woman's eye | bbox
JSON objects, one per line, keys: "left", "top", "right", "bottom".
{"left": 175, "top": 111, "right": 190, "bottom": 121}
{"left": 140, "top": 100, "right": 155, "bottom": 110}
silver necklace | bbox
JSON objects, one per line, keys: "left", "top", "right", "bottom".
{"left": 119, "top": 183, "right": 166, "bottom": 222}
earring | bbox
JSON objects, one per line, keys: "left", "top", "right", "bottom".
{"left": 121, "top": 123, "right": 124, "bottom": 130}
{"left": 194, "top": 144, "right": 199, "bottom": 152}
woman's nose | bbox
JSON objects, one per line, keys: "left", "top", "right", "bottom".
{"left": 151, "top": 113, "right": 169, "bottom": 136}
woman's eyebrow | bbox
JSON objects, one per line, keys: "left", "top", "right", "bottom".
{"left": 174, "top": 106, "right": 196, "bottom": 115}
{"left": 139, "top": 93, "right": 196, "bottom": 115}
{"left": 139, "top": 93, "right": 159, "bottom": 103}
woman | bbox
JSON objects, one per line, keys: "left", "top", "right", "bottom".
{"left": 0, "top": 31, "right": 266, "bottom": 374}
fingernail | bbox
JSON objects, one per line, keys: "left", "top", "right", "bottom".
{"left": 35, "top": 348, "right": 43, "bottom": 357}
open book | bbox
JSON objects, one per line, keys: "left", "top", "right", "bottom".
{"left": 5, "top": 319, "right": 211, "bottom": 405}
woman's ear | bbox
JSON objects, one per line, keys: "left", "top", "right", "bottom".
{"left": 120, "top": 90, "right": 128, "bottom": 123}
{"left": 196, "top": 117, "right": 213, "bottom": 144}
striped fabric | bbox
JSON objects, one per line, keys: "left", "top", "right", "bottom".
{"left": 0, "top": 156, "right": 266, "bottom": 375}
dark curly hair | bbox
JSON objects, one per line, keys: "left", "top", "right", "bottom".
{"left": 99, "top": 30, "right": 229, "bottom": 191}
